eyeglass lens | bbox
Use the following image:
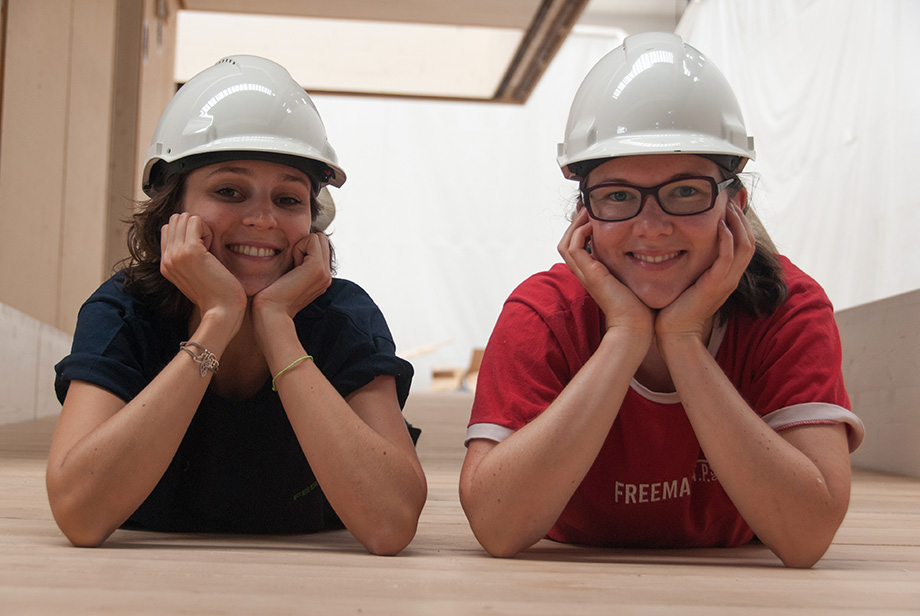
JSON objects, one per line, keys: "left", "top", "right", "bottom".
{"left": 586, "top": 177, "right": 720, "bottom": 221}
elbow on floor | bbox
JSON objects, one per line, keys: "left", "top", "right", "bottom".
{"left": 357, "top": 500, "right": 426, "bottom": 556}
{"left": 482, "top": 542, "right": 524, "bottom": 559}
{"left": 773, "top": 541, "right": 832, "bottom": 569}
{"left": 470, "top": 528, "right": 531, "bottom": 559}
{"left": 47, "top": 496, "right": 114, "bottom": 548}
{"left": 779, "top": 553, "right": 821, "bottom": 569}
{"left": 56, "top": 521, "right": 112, "bottom": 549}
{"left": 360, "top": 521, "right": 419, "bottom": 556}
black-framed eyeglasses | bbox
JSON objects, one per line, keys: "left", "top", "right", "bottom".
{"left": 581, "top": 176, "right": 736, "bottom": 222}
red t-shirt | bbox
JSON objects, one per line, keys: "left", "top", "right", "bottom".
{"left": 467, "top": 256, "right": 863, "bottom": 548}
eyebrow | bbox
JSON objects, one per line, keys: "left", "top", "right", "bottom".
{"left": 206, "top": 166, "right": 312, "bottom": 190}
{"left": 589, "top": 172, "right": 709, "bottom": 185}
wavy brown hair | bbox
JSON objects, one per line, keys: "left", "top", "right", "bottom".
{"left": 118, "top": 173, "right": 335, "bottom": 322}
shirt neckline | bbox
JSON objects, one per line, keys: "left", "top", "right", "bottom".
{"left": 629, "top": 319, "right": 727, "bottom": 403}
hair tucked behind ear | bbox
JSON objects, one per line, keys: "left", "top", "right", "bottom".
{"left": 116, "top": 173, "right": 336, "bottom": 322}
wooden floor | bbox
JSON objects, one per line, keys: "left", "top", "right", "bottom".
{"left": 1, "top": 392, "right": 918, "bottom": 615}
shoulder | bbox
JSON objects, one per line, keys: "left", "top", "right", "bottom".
{"left": 469, "top": 266, "right": 598, "bottom": 435}
{"left": 507, "top": 263, "right": 594, "bottom": 318}
{"left": 717, "top": 255, "right": 851, "bottom": 416}
{"left": 480, "top": 264, "right": 603, "bottom": 390}
{"left": 776, "top": 255, "right": 834, "bottom": 308}
{"left": 316, "top": 277, "right": 377, "bottom": 308}
{"left": 293, "top": 277, "right": 400, "bottom": 359}
{"left": 73, "top": 271, "right": 168, "bottom": 335}
{"left": 83, "top": 271, "right": 134, "bottom": 307}
{"left": 762, "top": 255, "right": 837, "bottom": 329}
{"left": 495, "top": 263, "right": 602, "bottom": 356}
{"left": 302, "top": 277, "right": 389, "bottom": 334}
{"left": 728, "top": 255, "right": 836, "bottom": 339}
{"left": 56, "top": 272, "right": 182, "bottom": 404}
{"left": 295, "top": 278, "right": 413, "bottom": 404}
{"left": 79, "top": 271, "right": 160, "bottom": 322}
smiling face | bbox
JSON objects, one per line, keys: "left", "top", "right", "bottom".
{"left": 182, "top": 159, "right": 314, "bottom": 296}
{"left": 584, "top": 154, "right": 743, "bottom": 310}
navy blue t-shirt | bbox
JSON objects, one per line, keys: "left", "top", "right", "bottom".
{"left": 55, "top": 273, "right": 415, "bottom": 534}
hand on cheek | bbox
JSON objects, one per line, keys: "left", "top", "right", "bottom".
{"left": 254, "top": 233, "right": 332, "bottom": 318}
{"left": 656, "top": 202, "right": 755, "bottom": 339}
{"left": 559, "top": 209, "right": 653, "bottom": 335}
{"left": 159, "top": 213, "right": 245, "bottom": 315}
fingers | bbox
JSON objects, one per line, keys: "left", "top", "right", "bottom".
{"left": 161, "top": 213, "right": 194, "bottom": 273}
{"left": 160, "top": 214, "right": 216, "bottom": 284}
{"left": 292, "top": 235, "right": 310, "bottom": 268}
{"left": 731, "top": 201, "right": 756, "bottom": 256}
{"left": 292, "top": 232, "right": 331, "bottom": 269}
{"left": 558, "top": 208, "right": 594, "bottom": 281}
{"left": 721, "top": 202, "right": 756, "bottom": 276}
{"left": 318, "top": 232, "right": 331, "bottom": 266}
{"left": 159, "top": 213, "right": 245, "bottom": 315}
{"left": 556, "top": 209, "right": 653, "bottom": 334}
{"left": 657, "top": 202, "right": 758, "bottom": 335}
{"left": 161, "top": 213, "right": 210, "bottom": 254}
{"left": 255, "top": 232, "right": 332, "bottom": 318}
{"left": 558, "top": 207, "right": 589, "bottom": 252}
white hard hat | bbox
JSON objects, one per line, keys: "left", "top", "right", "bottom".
{"left": 313, "top": 186, "right": 336, "bottom": 232}
{"left": 143, "top": 55, "right": 345, "bottom": 197}
{"left": 557, "top": 32, "right": 755, "bottom": 179}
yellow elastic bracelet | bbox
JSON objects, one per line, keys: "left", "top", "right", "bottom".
{"left": 271, "top": 355, "right": 313, "bottom": 391}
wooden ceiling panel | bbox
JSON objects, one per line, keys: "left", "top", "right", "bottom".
{"left": 180, "top": 0, "right": 546, "bottom": 29}
{"left": 176, "top": 0, "right": 591, "bottom": 103}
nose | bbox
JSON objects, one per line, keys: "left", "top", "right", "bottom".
{"left": 633, "top": 194, "right": 673, "bottom": 237}
{"left": 242, "top": 193, "right": 277, "bottom": 229}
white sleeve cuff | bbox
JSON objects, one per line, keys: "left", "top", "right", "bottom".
{"left": 465, "top": 423, "right": 515, "bottom": 447}
{"left": 763, "top": 403, "right": 865, "bottom": 452}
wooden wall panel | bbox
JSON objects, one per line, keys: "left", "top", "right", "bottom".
{"left": 135, "top": 0, "right": 180, "bottom": 201}
{"left": 837, "top": 289, "right": 920, "bottom": 477}
{"left": 0, "top": 0, "right": 73, "bottom": 328}
{"left": 0, "top": 0, "right": 166, "bottom": 334}
{"left": 58, "top": 0, "right": 118, "bottom": 332}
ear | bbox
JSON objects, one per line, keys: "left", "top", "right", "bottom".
{"left": 732, "top": 185, "right": 748, "bottom": 213}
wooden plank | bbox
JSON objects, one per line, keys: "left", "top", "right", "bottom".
{"left": 1, "top": 393, "right": 918, "bottom": 614}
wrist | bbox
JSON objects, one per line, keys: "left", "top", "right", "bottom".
{"left": 600, "top": 325, "right": 653, "bottom": 364}
{"left": 251, "top": 307, "right": 298, "bottom": 360}
{"left": 193, "top": 306, "right": 244, "bottom": 353}
{"left": 657, "top": 329, "right": 708, "bottom": 364}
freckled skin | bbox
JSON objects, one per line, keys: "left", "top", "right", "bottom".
{"left": 585, "top": 155, "right": 731, "bottom": 309}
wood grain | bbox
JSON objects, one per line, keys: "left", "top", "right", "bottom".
{"left": 1, "top": 392, "right": 917, "bottom": 614}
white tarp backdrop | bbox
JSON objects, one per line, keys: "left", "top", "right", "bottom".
{"left": 309, "top": 0, "right": 917, "bottom": 390}
{"left": 676, "top": 0, "right": 920, "bottom": 315}
{"left": 313, "top": 30, "right": 622, "bottom": 390}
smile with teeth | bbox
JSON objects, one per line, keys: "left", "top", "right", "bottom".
{"left": 632, "top": 251, "right": 682, "bottom": 264}
{"left": 228, "top": 244, "right": 279, "bottom": 258}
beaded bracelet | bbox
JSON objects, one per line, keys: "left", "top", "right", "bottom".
{"left": 272, "top": 355, "right": 313, "bottom": 391}
{"left": 179, "top": 341, "right": 220, "bottom": 377}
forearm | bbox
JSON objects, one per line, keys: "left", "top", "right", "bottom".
{"left": 47, "top": 313, "right": 237, "bottom": 546}
{"left": 661, "top": 334, "right": 850, "bottom": 567}
{"left": 460, "top": 329, "right": 647, "bottom": 557}
{"left": 258, "top": 313, "right": 426, "bottom": 555}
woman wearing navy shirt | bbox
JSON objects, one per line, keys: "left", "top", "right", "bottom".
{"left": 48, "top": 56, "right": 425, "bottom": 554}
